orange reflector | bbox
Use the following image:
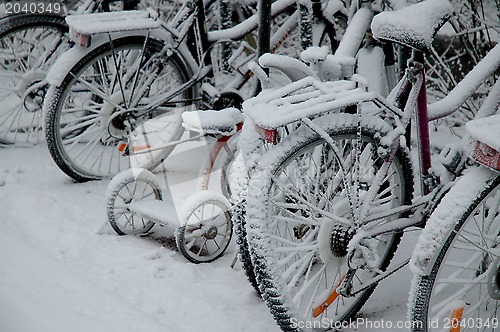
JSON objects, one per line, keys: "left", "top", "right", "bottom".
{"left": 118, "top": 143, "right": 151, "bottom": 156}
{"left": 449, "top": 306, "right": 464, "bottom": 332}
{"left": 133, "top": 145, "right": 152, "bottom": 152}
{"left": 118, "top": 143, "right": 128, "bottom": 152}
{"left": 312, "top": 276, "right": 344, "bottom": 318}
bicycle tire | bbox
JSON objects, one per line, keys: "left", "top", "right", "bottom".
{"left": 410, "top": 166, "right": 500, "bottom": 332}
{"left": 246, "top": 114, "right": 414, "bottom": 331}
{"left": 106, "top": 168, "right": 161, "bottom": 236}
{"left": 233, "top": 200, "right": 261, "bottom": 295}
{"left": 176, "top": 193, "right": 233, "bottom": 264}
{"left": 0, "top": 14, "right": 68, "bottom": 144}
{"left": 44, "top": 35, "right": 194, "bottom": 181}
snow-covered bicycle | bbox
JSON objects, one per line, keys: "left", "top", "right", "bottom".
{"left": 240, "top": 0, "right": 499, "bottom": 329}
{"left": 0, "top": 0, "right": 146, "bottom": 145}
{"left": 42, "top": 0, "right": 347, "bottom": 182}
{"left": 409, "top": 96, "right": 500, "bottom": 332}
{"left": 105, "top": 106, "right": 243, "bottom": 263}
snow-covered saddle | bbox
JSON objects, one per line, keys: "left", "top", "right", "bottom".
{"left": 182, "top": 108, "right": 243, "bottom": 136}
{"left": 371, "top": 0, "right": 454, "bottom": 52}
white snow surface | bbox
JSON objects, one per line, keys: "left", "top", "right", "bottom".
{"left": 0, "top": 144, "right": 421, "bottom": 332}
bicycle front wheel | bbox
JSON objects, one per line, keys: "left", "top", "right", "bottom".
{"left": 45, "top": 35, "right": 194, "bottom": 181}
{"left": 0, "top": 14, "right": 68, "bottom": 144}
{"left": 410, "top": 167, "right": 500, "bottom": 332}
{"left": 246, "top": 114, "right": 414, "bottom": 331}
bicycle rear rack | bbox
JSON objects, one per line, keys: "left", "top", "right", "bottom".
{"left": 66, "top": 9, "right": 161, "bottom": 46}
{"left": 243, "top": 76, "right": 375, "bottom": 129}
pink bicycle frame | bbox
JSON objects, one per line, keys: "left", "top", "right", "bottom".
{"left": 394, "top": 52, "right": 433, "bottom": 195}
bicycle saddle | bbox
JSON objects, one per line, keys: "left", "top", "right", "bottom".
{"left": 371, "top": 0, "right": 454, "bottom": 52}
{"left": 182, "top": 108, "right": 243, "bottom": 136}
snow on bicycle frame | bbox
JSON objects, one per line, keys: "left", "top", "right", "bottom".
{"left": 243, "top": 75, "right": 389, "bottom": 138}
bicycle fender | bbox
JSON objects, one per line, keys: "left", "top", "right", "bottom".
{"left": 46, "top": 30, "right": 194, "bottom": 87}
{"left": 409, "top": 166, "right": 500, "bottom": 276}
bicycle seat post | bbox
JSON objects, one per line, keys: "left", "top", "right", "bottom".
{"left": 258, "top": 0, "right": 271, "bottom": 58}
{"left": 412, "top": 50, "right": 433, "bottom": 194}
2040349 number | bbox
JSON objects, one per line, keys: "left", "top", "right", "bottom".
{"left": 3, "top": 1, "right": 64, "bottom": 15}
{"left": 443, "top": 317, "right": 499, "bottom": 330}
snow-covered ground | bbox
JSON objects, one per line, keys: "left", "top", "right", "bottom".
{"left": 0, "top": 142, "right": 424, "bottom": 332}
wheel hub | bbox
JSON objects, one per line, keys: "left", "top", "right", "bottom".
{"left": 204, "top": 226, "right": 218, "bottom": 240}
{"left": 318, "top": 198, "right": 356, "bottom": 264}
{"left": 330, "top": 223, "right": 356, "bottom": 257}
{"left": 101, "top": 91, "right": 131, "bottom": 139}
{"left": 487, "top": 256, "right": 500, "bottom": 300}
{"left": 318, "top": 219, "right": 356, "bottom": 265}
{"left": 19, "top": 71, "right": 48, "bottom": 112}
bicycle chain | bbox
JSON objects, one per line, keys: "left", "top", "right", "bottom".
{"left": 340, "top": 258, "right": 410, "bottom": 297}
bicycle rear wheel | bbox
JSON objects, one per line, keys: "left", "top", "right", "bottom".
{"left": 44, "top": 35, "right": 194, "bottom": 181}
{"left": 410, "top": 167, "right": 500, "bottom": 332}
{"left": 0, "top": 14, "right": 68, "bottom": 145}
{"left": 246, "top": 114, "right": 414, "bottom": 331}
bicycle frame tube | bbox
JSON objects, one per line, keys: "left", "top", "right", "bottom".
{"left": 198, "top": 125, "right": 242, "bottom": 191}
{"left": 195, "top": 0, "right": 210, "bottom": 66}
{"left": 428, "top": 43, "right": 500, "bottom": 121}
{"left": 394, "top": 52, "right": 432, "bottom": 195}
{"left": 414, "top": 52, "right": 432, "bottom": 195}
{"left": 207, "top": 0, "right": 296, "bottom": 42}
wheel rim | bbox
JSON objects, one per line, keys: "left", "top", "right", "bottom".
{"left": 108, "top": 174, "right": 161, "bottom": 235}
{"left": 252, "top": 132, "right": 408, "bottom": 326}
{"left": 426, "top": 187, "right": 500, "bottom": 331}
{"left": 179, "top": 200, "right": 232, "bottom": 263}
{"left": 52, "top": 38, "right": 192, "bottom": 179}
{"left": 0, "top": 25, "right": 67, "bottom": 144}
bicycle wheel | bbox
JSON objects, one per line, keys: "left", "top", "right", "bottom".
{"left": 246, "top": 114, "right": 414, "bottom": 331}
{"left": 176, "top": 191, "right": 232, "bottom": 263}
{"left": 45, "top": 35, "right": 194, "bottom": 181}
{"left": 230, "top": 121, "right": 269, "bottom": 296}
{"left": 106, "top": 168, "right": 161, "bottom": 236}
{"left": 410, "top": 167, "right": 500, "bottom": 332}
{"left": 0, "top": 14, "right": 68, "bottom": 145}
